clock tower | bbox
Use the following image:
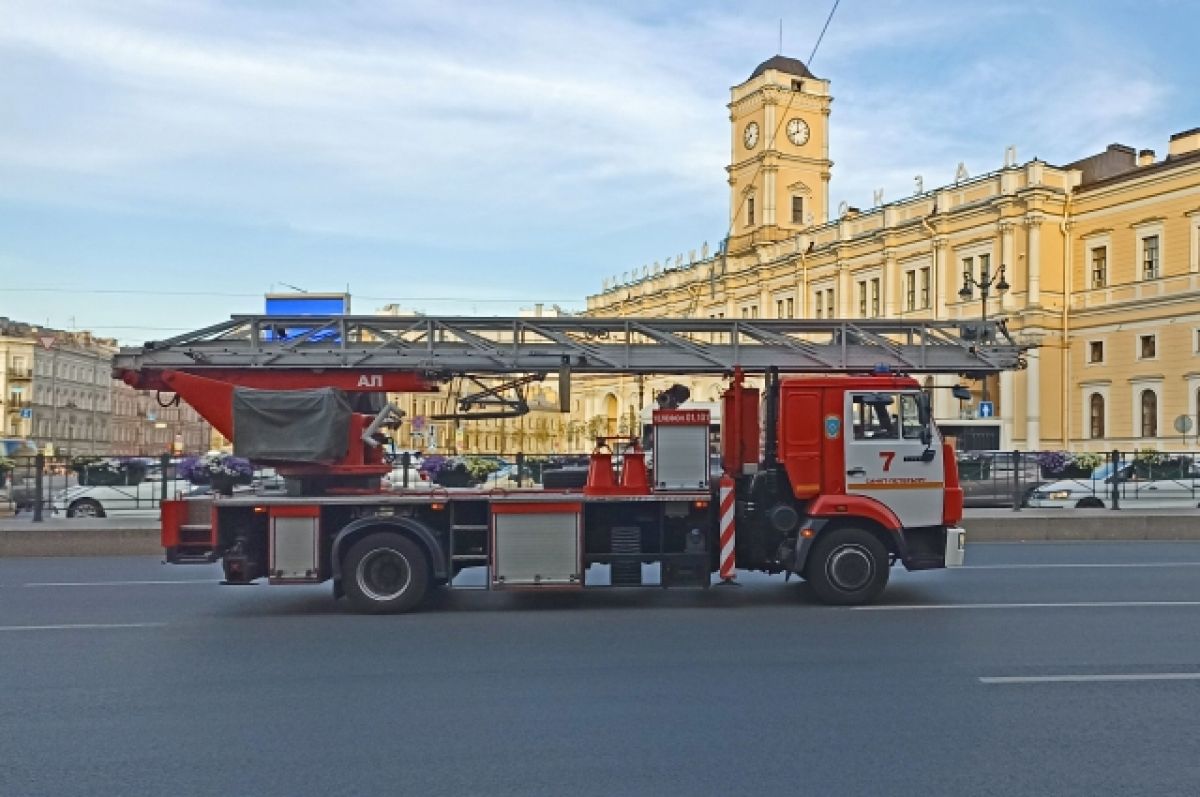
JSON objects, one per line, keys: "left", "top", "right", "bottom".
{"left": 726, "top": 55, "right": 833, "bottom": 255}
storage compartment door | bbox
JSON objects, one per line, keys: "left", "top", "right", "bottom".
{"left": 492, "top": 506, "right": 581, "bottom": 588}
{"left": 270, "top": 507, "right": 321, "bottom": 581}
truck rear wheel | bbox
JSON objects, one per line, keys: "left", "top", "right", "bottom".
{"left": 342, "top": 532, "right": 430, "bottom": 614}
{"left": 806, "top": 527, "right": 889, "bottom": 606}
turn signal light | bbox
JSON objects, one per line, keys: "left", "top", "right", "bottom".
{"left": 430, "top": 502, "right": 445, "bottom": 511}
{"left": 801, "top": 529, "right": 815, "bottom": 539}
{"left": 694, "top": 500, "right": 709, "bottom": 509}
{"left": 253, "top": 506, "right": 267, "bottom": 514}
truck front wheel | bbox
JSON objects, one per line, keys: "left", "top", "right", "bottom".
{"left": 806, "top": 527, "right": 889, "bottom": 605}
{"left": 342, "top": 532, "right": 430, "bottom": 614}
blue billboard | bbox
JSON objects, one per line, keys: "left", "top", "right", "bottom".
{"left": 264, "top": 293, "right": 350, "bottom": 341}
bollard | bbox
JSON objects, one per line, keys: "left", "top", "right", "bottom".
{"left": 1110, "top": 448, "right": 1120, "bottom": 510}
{"left": 1012, "top": 449, "right": 1022, "bottom": 511}
{"left": 33, "top": 452, "right": 44, "bottom": 522}
{"left": 400, "top": 450, "right": 411, "bottom": 488}
{"left": 516, "top": 452, "right": 525, "bottom": 488}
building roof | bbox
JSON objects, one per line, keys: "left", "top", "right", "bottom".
{"left": 748, "top": 55, "right": 815, "bottom": 80}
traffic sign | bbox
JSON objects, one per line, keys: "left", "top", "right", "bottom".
{"left": 978, "top": 401, "right": 994, "bottom": 418}
{"left": 19, "top": 408, "right": 32, "bottom": 419}
{"left": 412, "top": 415, "right": 426, "bottom": 431}
{"left": 38, "top": 336, "right": 55, "bottom": 350}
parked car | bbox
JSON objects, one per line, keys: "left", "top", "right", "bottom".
{"left": 1026, "top": 460, "right": 1200, "bottom": 509}
{"left": 382, "top": 465, "right": 434, "bottom": 491}
{"left": 957, "top": 451, "right": 1044, "bottom": 507}
{"left": 51, "top": 477, "right": 191, "bottom": 517}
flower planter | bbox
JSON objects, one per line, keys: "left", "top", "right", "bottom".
{"left": 1041, "top": 465, "right": 1093, "bottom": 479}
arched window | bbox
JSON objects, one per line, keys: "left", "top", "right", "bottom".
{"left": 1089, "top": 393, "right": 1105, "bottom": 439}
{"left": 1140, "top": 389, "right": 1158, "bottom": 439}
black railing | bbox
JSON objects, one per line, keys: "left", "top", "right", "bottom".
{"left": 957, "top": 449, "right": 1200, "bottom": 510}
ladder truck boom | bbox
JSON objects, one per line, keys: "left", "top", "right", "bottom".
{"left": 112, "top": 314, "right": 1028, "bottom": 612}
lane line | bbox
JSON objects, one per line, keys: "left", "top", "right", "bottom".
{"left": 963, "top": 562, "right": 1200, "bottom": 570}
{"left": 23, "top": 580, "right": 215, "bottom": 587}
{"left": 854, "top": 601, "right": 1200, "bottom": 611}
{"left": 0, "top": 623, "right": 166, "bottom": 632}
{"left": 981, "top": 673, "right": 1200, "bottom": 684}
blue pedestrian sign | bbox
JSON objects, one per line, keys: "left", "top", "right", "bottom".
{"left": 19, "top": 408, "right": 32, "bottom": 419}
{"left": 978, "top": 401, "right": 994, "bottom": 418}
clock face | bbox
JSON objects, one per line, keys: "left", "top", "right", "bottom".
{"left": 743, "top": 121, "right": 759, "bottom": 149}
{"left": 786, "top": 117, "right": 810, "bottom": 146}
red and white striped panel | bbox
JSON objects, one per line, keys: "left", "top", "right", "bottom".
{"left": 719, "top": 474, "right": 736, "bottom": 581}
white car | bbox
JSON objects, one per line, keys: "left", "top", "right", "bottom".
{"left": 1027, "top": 461, "right": 1200, "bottom": 509}
{"left": 52, "top": 478, "right": 191, "bottom": 518}
{"left": 382, "top": 465, "right": 434, "bottom": 491}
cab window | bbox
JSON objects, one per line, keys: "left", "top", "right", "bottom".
{"left": 851, "top": 393, "right": 898, "bottom": 440}
{"left": 899, "top": 394, "right": 924, "bottom": 439}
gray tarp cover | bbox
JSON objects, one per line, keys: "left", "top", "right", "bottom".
{"left": 232, "top": 387, "right": 351, "bottom": 463}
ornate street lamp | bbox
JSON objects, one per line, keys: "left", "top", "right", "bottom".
{"left": 959, "top": 262, "right": 1010, "bottom": 405}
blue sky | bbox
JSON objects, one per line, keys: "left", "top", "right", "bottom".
{"left": 1, "top": 0, "right": 1196, "bottom": 342}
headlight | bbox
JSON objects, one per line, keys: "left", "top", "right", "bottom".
{"left": 1048, "top": 490, "right": 1071, "bottom": 500}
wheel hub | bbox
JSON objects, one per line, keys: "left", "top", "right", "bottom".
{"left": 826, "top": 544, "right": 874, "bottom": 591}
{"left": 356, "top": 547, "right": 412, "bottom": 601}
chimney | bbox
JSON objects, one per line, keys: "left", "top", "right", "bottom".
{"left": 1168, "top": 127, "right": 1200, "bottom": 158}
{"left": 1137, "top": 149, "right": 1155, "bottom": 166}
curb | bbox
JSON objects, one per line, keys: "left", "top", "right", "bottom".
{"left": 2, "top": 515, "right": 1200, "bottom": 557}
{"left": 0, "top": 529, "right": 161, "bottom": 557}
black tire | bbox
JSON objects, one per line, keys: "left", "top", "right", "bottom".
{"left": 342, "top": 532, "right": 430, "bottom": 614}
{"left": 1075, "top": 497, "right": 1105, "bottom": 509}
{"left": 67, "top": 498, "right": 105, "bottom": 518}
{"left": 806, "top": 527, "right": 890, "bottom": 606}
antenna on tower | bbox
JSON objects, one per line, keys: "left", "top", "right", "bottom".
{"left": 778, "top": 19, "right": 783, "bottom": 54}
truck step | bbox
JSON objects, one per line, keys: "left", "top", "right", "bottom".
{"left": 450, "top": 524, "right": 489, "bottom": 531}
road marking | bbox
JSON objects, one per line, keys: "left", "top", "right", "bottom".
{"left": 0, "top": 622, "right": 166, "bottom": 632}
{"left": 981, "top": 673, "right": 1200, "bottom": 684}
{"left": 23, "top": 580, "right": 214, "bottom": 587}
{"left": 963, "top": 562, "right": 1200, "bottom": 570}
{"left": 854, "top": 600, "right": 1200, "bottom": 611}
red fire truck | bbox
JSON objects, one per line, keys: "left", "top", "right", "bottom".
{"left": 113, "top": 314, "right": 1025, "bottom": 612}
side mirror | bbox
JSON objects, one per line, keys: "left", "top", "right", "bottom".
{"left": 951, "top": 385, "right": 972, "bottom": 401}
{"left": 916, "top": 392, "right": 932, "bottom": 427}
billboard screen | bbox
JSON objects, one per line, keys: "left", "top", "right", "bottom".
{"left": 264, "top": 293, "right": 350, "bottom": 341}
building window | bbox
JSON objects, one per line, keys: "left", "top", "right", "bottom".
{"left": 814, "top": 291, "right": 824, "bottom": 319}
{"left": 1142, "top": 235, "right": 1160, "bottom": 280}
{"left": 961, "top": 256, "right": 974, "bottom": 291}
{"left": 746, "top": 196, "right": 755, "bottom": 227}
{"left": 826, "top": 288, "right": 835, "bottom": 317}
{"left": 791, "top": 196, "right": 804, "bottom": 224}
{"left": 786, "top": 297, "right": 794, "bottom": 318}
{"left": 1090, "top": 247, "right": 1107, "bottom": 288}
{"left": 1089, "top": 393, "right": 1105, "bottom": 439}
{"left": 919, "top": 267, "right": 931, "bottom": 309}
{"left": 1088, "top": 341, "right": 1104, "bottom": 363}
{"left": 1140, "top": 389, "right": 1158, "bottom": 438}
{"left": 1139, "top": 334, "right": 1157, "bottom": 359}
{"left": 776, "top": 299, "right": 784, "bottom": 318}
{"left": 857, "top": 280, "right": 867, "bottom": 317}
{"left": 904, "top": 271, "right": 916, "bottom": 311}
{"left": 870, "top": 278, "right": 881, "bottom": 317}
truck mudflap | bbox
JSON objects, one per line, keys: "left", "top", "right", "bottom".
{"left": 944, "top": 526, "right": 966, "bottom": 567}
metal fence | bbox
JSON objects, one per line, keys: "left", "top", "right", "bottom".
{"left": 7, "top": 448, "right": 1194, "bottom": 518}
{"left": 0, "top": 451, "right": 597, "bottom": 519}
{"left": 956, "top": 449, "right": 1200, "bottom": 510}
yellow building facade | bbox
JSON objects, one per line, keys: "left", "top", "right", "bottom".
{"left": 583, "top": 56, "right": 1200, "bottom": 453}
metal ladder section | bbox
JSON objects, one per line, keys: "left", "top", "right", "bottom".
{"left": 112, "top": 314, "right": 1029, "bottom": 377}
{"left": 447, "top": 503, "right": 490, "bottom": 590}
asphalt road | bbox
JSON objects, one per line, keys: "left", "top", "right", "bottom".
{"left": 3, "top": 543, "right": 1200, "bottom": 797}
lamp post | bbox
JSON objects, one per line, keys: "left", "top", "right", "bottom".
{"left": 958, "top": 260, "right": 1010, "bottom": 405}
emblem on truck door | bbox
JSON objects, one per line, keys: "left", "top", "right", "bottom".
{"left": 824, "top": 415, "right": 842, "bottom": 439}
